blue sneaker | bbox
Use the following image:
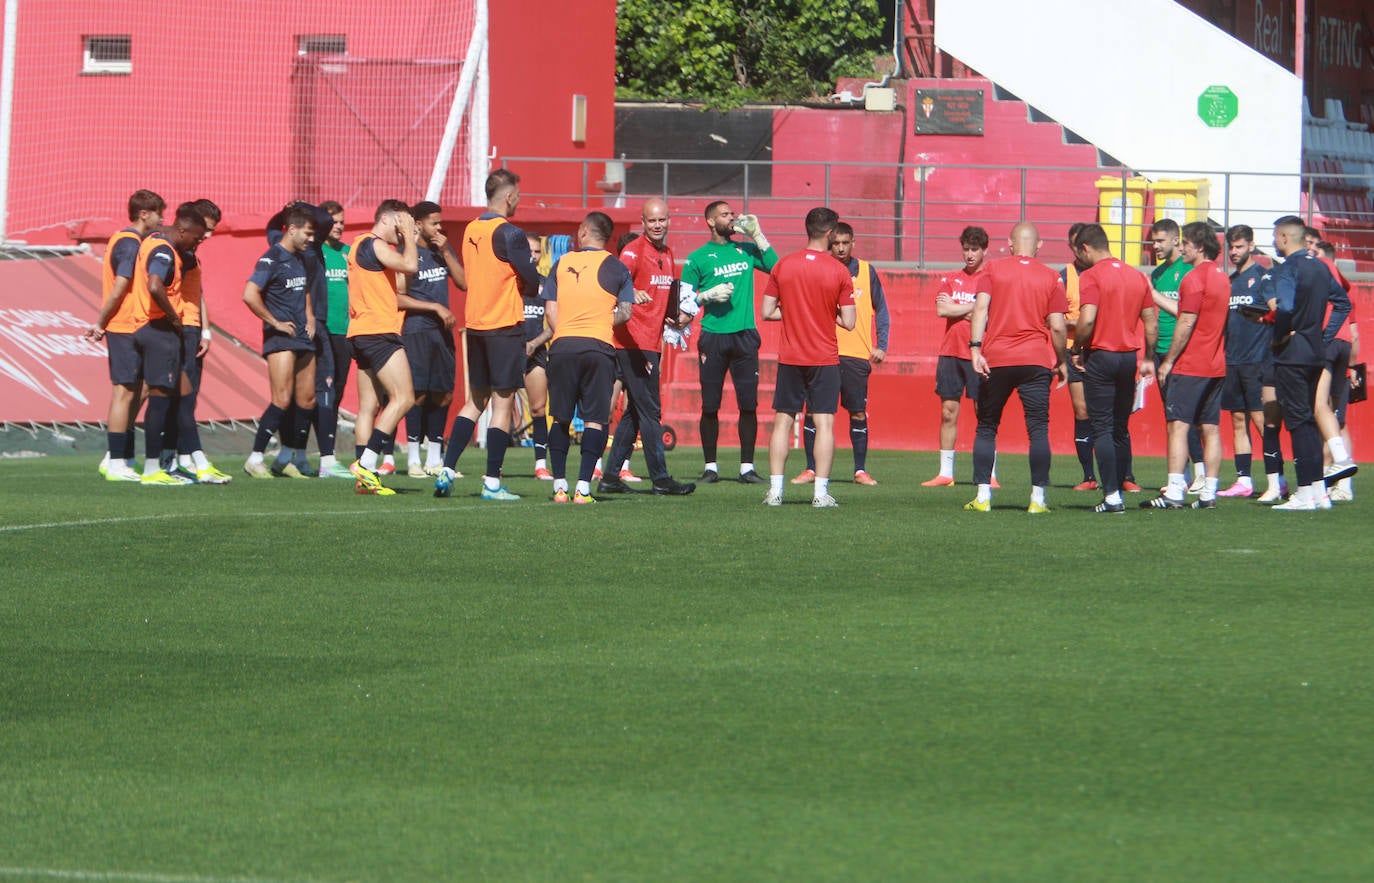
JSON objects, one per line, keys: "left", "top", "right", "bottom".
{"left": 480, "top": 484, "right": 520, "bottom": 501}
{"left": 433, "top": 467, "right": 455, "bottom": 498}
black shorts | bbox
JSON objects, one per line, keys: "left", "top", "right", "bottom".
{"left": 1273, "top": 363, "right": 1322, "bottom": 426}
{"left": 134, "top": 319, "right": 181, "bottom": 391}
{"left": 263, "top": 324, "right": 313, "bottom": 355}
{"left": 1064, "top": 354, "right": 1085, "bottom": 384}
{"left": 839, "top": 355, "right": 871, "bottom": 412}
{"left": 106, "top": 331, "right": 140, "bottom": 385}
{"left": 1260, "top": 358, "right": 1277, "bottom": 387}
{"left": 1326, "top": 339, "right": 1352, "bottom": 413}
{"left": 773, "top": 363, "right": 841, "bottom": 415}
{"left": 1222, "top": 363, "right": 1264, "bottom": 412}
{"left": 548, "top": 340, "right": 616, "bottom": 425}
{"left": 1164, "top": 373, "right": 1223, "bottom": 425}
{"left": 467, "top": 326, "right": 526, "bottom": 392}
{"left": 350, "top": 332, "right": 405, "bottom": 373}
{"left": 525, "top": 346, "right": 549, "bottom": 374}
{"left": 180, "top": 327, "right": 203, "bottom": 391}
{"left": 404, "top": 326, "right": 457, "bottom": 393}
{"left": 698, "top": 328, "right": 761, "bottom": 411}
{"left": 935, "top": 354, "right": 981, "bottom": 401}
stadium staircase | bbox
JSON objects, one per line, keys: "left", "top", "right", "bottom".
{"left": 1303, "top": 97, "right": 1374, "bottom": 265}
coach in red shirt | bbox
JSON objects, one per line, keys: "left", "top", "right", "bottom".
{"left": 967, "top": 222, "right": 1069, "bottom": 513}
{"left": 1070, "top": 223, "right": 1158, "bottom": 513}
{"left": 1148, "top": 221, "right": 1229, "bottom": 509}
{"left": 760, "top": 207, "right": 857, "bottom": 508}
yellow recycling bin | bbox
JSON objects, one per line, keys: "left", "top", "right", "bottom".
{"left": 1151, "top": 178, "right": 1211, "bottom": 226}
{"left": 1094, "top": 176, "right": 1149, "bottom": 265}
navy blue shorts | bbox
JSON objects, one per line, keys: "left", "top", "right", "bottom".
{"left": 839, "top": 355, "right": 871, "bottom": 412}
{"left": 405, "top": 326, "right": 457, "bottom": 393}
{"left": 134, "top": 319, "right": 181, "bottom": 391}
{"left": 263, "top": 325, "right": 313, "bottom": 355}
{"left": 1222, "top": 363, "right": 1264, "bottom": 412}
{"left": 548, "top": 340, "right": 616, "bottom": 424}
{"left": 1260, "top": 358, "right": 1277, "bottom": 387}
{"left": 525, "top": 345, "right": 549, "bottom": 374}
{"left": 1164, "top": 373, "right": 1223, "bottom": 426}
{"left": 106, "top": 331, "right": 140, "bottom": 386}
{"left": 773, "top": 363, "right": 841, "bottom": 415}
{"left": 467, "top": 326, "right": 526, "bottom": 392}
{"left": 935, "top": 355, "right": 981, "bottom": 401}
{"left": 350, "top": 333, "right": 405, "bottom": 373}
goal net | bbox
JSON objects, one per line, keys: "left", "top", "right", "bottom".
{"left": 0, "top": 0, "right": 487, "bottom": 242}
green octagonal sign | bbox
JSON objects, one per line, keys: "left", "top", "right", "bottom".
{"left": 1198, "top": 85, "right": 1238, "bottom": 128}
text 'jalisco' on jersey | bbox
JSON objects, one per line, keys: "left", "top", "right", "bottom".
{"left": 541, "top": 249, "right": 635, "bottom": 348}
{"left": 461, "top": 213, "right": 540, "bottom": 332}
{"left": 615, "top": 233, "right": 676, "bottom": 351}
{"left": 247, "top": 243, "right": 310, "bottom": 338}
{"left": 680, "top": 238, "right": 779, "bottom": 335}
{"left": 936, "top": 265, "right": 985, "bottom": 360}
{"left": 322, "top": 240, "right": 351, "bottom": 336}
{"left": 1226, "top": 261, "right": 1271, "bottom": 366}
{"left": 403, "top": 244, "right": 455, "bottom": 333}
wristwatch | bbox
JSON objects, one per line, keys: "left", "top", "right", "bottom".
{"left": 968, "top": 341, "right": 982, "bottom": 348}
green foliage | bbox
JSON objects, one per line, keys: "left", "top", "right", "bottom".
{"left": 617, "top": 0, "right": 887, "bottom": 107}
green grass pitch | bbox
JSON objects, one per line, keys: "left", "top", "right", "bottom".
{"left": 1, "top": 443, "right": 1372, "bottom": 881}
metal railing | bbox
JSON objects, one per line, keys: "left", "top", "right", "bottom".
{"left": 498, "top": 155, "right": 1374, "bottom": 268}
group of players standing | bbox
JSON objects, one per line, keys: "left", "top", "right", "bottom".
{"left": 928, "top": 216, "right": 1357, "bottom": 513}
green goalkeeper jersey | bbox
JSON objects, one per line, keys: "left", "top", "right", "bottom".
{"left": 322, "top": 240, "right": 351, "bottom": 336}
{"left": 681, "top": 239, "right": 779, "bottom": 334}
{"left": 1150, "top": 256, "right": 1190, "bottom": 355}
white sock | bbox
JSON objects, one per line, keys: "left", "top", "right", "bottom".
{"left": 1031, "top": 485, "right": 1045, "bottom": 505}
{"left": 1329, "top": 437, "right": 1351, "bottom": 463}
{"left": 740, "top": 462, "right": 754, "bottom": 476}
{"left": 407, "top": 440, "right": 421, "bottom": 463}
{"left": 143, "top": 458, "right": 160, "bottom": 476}
{"left": 594, "top": 457, "right": 604, "bottom": 473}
{"left": 178, "top": 454, "right": 193, "bottom": 469}
{"left": 704, "top": 461, "right": 718, "bottom": 473}
{"left": 622, "top": 459, "right": 633, "bottom": 473}
{"left": 535, "top": 457, "right": 547, "bottom": 470}
{"left": 770, "top": 474, "right": 784, "bottom": 495}
{"left": 484, "top": 475, "right": 501, "bottom": 491}
{"left": 382, "top": 454, "right": 395, "bottom": 467}
{"left": 815, "top": 476, "right": 829, "bottom": 498}
{"left": 1265, "top": 471, "right": 1280, "bottom": 489}
{"left": 1234, "top": 475, "right": 1253, "bottom": 488}
{"left": 1310, "top": 480, "right": 1327, "bottom": 498}
{"left": 939, "top": 449, "right": 955, "bottom": 477}
{"left": 1202, "top": 477, "right": 1219, "bottom": 501}
{"left": 425, "top": 440, "right": 442, "bottom": 466}
{"left": 192, "top": 451, "right": 210, "bottom": 470}
{"left": 360, "top": 449, "right": 379, "bottom": 470}
{"left": 976, "top": 483, "right": 992, "bottom": 503}
{"left": 575, "top": 480, "right": 590, "bottom": 496}
{"left": 1338, "top": 477, "right": 1353, "bottom": 493}
{"left": 1105, "top": 491, "right": 1123, "bottom": 505}
{"left": 1166, "top": 473, "right": 1187, "bottom": 499}
{"left": 553, "top": 478, "right": 568, "bottom": 493}
{"left": 1193, "top": 462, "right": 1207, "bottom": 480}
{"left": 247, "top": 451, "right": 265, "bottom": 465}
{"left": 320, "top": 454, "right": 337, "bottom": 470}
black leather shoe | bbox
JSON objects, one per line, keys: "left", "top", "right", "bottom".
{"left": 698, "top": 469, "right": 719, "bottom": 483}
{"left": 597, "top": 477, "right": 637, "bottom": 495}
{"left": 652, "top": 478, "right": 696, "bottom": 496}
{"left": 737, "top": 470, "right": 766, "bottom": 484}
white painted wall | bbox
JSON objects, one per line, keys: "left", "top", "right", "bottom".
{"left": 936, "top": 0, "right": 1303, "bottom": 234}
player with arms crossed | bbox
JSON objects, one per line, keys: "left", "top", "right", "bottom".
{"left": 680, "top": 201, "right": 779, "bottom": 484}
{"left": 541, "top": 211, "right": 635, "bottom": 503}
{"left": 760, "top": 207, "right": 857, "bottom": 508}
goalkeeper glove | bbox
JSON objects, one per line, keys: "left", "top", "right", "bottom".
{"left": 735, "top": 214, "right": 770, "bottom": 252}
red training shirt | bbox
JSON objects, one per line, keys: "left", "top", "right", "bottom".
{"left": 615, "top": 234, "right": 676, "bottom": 351}
{"left": 764, "top": 248, "right": 855, "bottom": 366}
{"left": 936, "top": 266, "right": 986, "bottom": 359}
{"left": 1078, "top": 258, "right": 1152, "bottom": 353}
{"left": 1318, "top": 255, "right": 1356, "bottom": 344}
{"left": 977, "top": 256, "right": 1068, "bottom": 370}
{"left": 1173, "top": 260, "right": 1229, "bottom": 378}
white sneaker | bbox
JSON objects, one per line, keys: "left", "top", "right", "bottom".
{"left": 763, "top": 490, "right": 783, "bottom": 507}
{"left": 1257, "top": 476, "right": 1289, "bottom": 504}
{"left": 812, "top": 494, "right": 839, "bottom": 508}
{"left": 407, "top": 461, "right": 428, "bottom": 478}
{"left": 1324, "top": 460, "right": 1359, "bottom": 483}
{"left": 1186, "top": 473, "right": 1207, "bottom": 495}
{"left": 1329, "top": 486, "right": 1354, "bottom": 503}
{"left": 1272, "top": 496, "right": 1318, "bottom": 511}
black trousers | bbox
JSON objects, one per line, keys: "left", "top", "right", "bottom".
{"left": 1083, "top": 350, "right": 1137, "bottom": 496}
{"left": 973, "top": 365, "right": 1052, "bottom": 487}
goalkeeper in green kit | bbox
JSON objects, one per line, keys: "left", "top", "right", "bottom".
{"left": 680, "top": 201, "right": 779, "bottom": 483}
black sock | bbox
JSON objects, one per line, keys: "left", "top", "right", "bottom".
{"left": 315, "top": 403, "right": 337, "bottom": 457}
{"left": 738, "top": 409, "right": 758, "bottom": 466}
{"left": 405, "top": 405, "right": 423, "bottom": 446}
{"left": 1074, "top": 418, "right": 1095, "bottom": 481}
{"left": 254, "top": 404, "right": 286, "bottom": 453}
{"left": 531, "top": 414, "right": 548, "bottom": 460}
{"left": 107, "top": 431, "right": 127, "bottom": 461}
{"left": 580, "top": 426, "right": 608, "bottom": 484}
{"left": 177, "top": 391, "right": 201, "bottom": 455}
{"left": 850, "top": 416, "right": 868, "bottom": 473}
{"left": 143, "top": 396, "right": 171, "bottom": 462}
{"left": 1236, "top": 452, "right": 1252, "bottom": 478}
{"left": 444, "top": 416, "right": 477, "bottom": 469}
{"left": 803, "top": 414, "right": 817, "bottom": 471}
{"left": 367, "top": 428, "right": 389, "bottom": 457}
{"left": 700, "top": 411, "right": 719, "bottom": 464}
{"left": 1263, "top": 425, "right": 1284, "bottom": 476}
{"left": 549, "top": 421, "right": 571, "bottom": 480}
{"left": 485, "top": 428, "right": 509, "bottom": 480}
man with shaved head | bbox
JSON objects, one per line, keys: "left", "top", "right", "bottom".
{"left": 967, "top": 223, "right": 1070, "bottom": 513}
{"left": 598, "top": 198, "right": 696, "bottom": 496}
